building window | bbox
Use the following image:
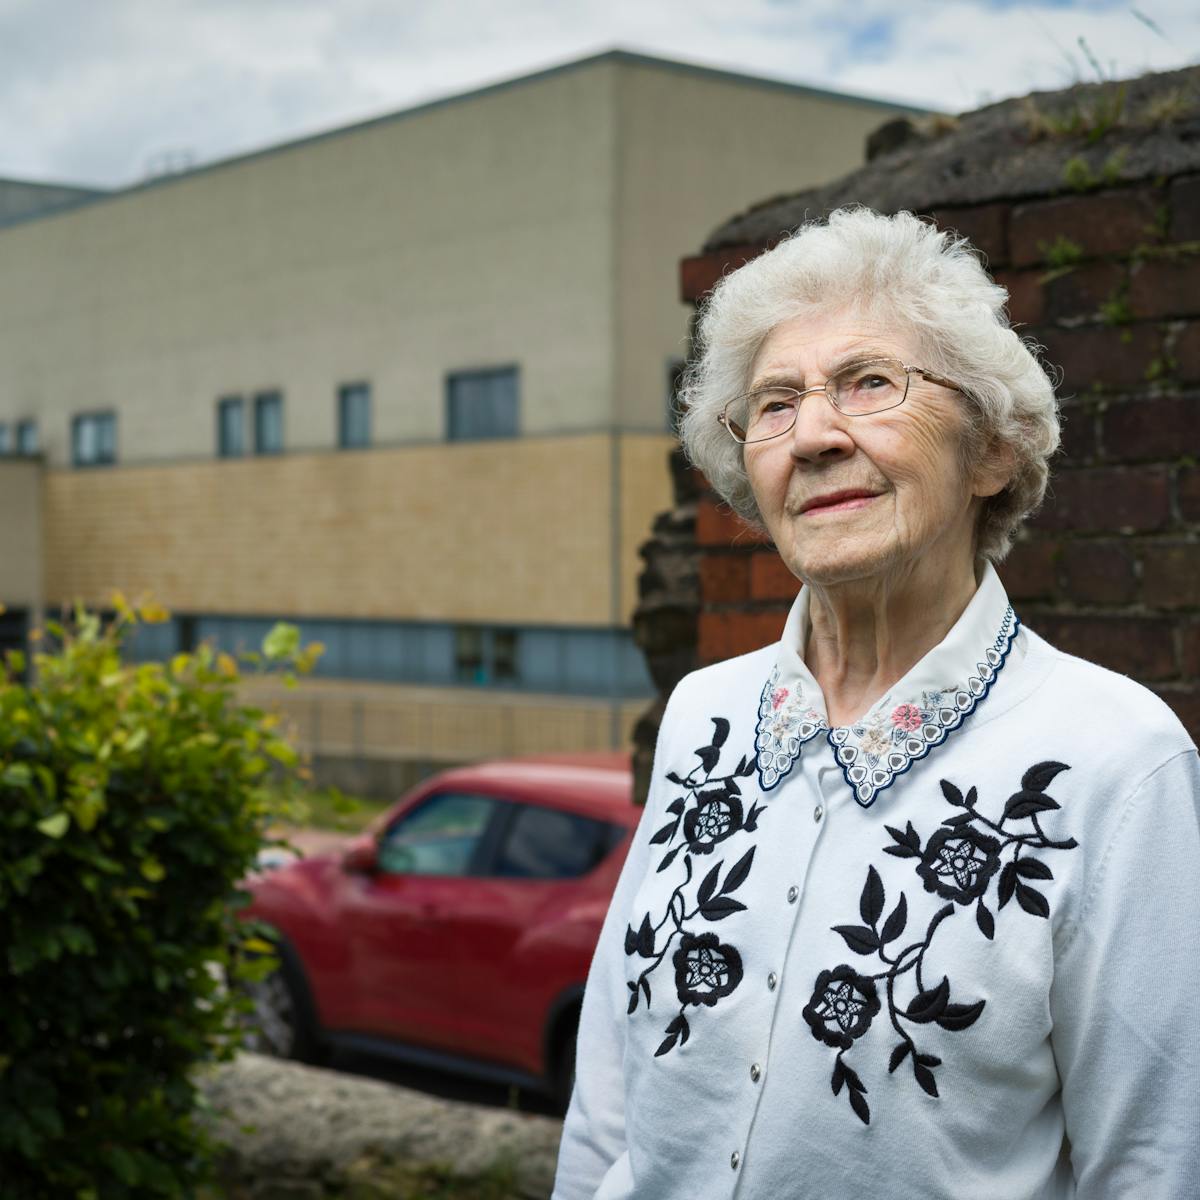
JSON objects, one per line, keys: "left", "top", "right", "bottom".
{"left": 338, "top": 382, "right": 371, "bottom": 449}
{"left": 446, "top": 366, "right": 519, "bottom": 441}
{"left": 254, "top": 391, "right": 283, "bottom": 455}
{"left": 454, "top": 626, "right": 521, "bottom": 686}
{"left": 0, "top": 424, "right": 9, "bottom": 454}
{"left": 72, "top": 412, "right": 117, "bottom": 467}
{"left": 217, "top": 396, "right": 244, "bottom": 457}
{"left": 16, "top": 419, "right": 37, "bottom": 456}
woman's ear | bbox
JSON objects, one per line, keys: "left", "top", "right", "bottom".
{"left": 972, "top": 439, "right": 1016, "bottom": 500}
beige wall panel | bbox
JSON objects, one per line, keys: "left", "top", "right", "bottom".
{"left": 243, "top": 676, "right": 644, "bottom": 763}
{"left": 613, "top": 61, "right": 916, "bottom": 430}
{"left": 618, "top": 433, "right": 676, "bottom": 621}
{"left": 43, "top": 435, "right": 620, "bottom": 626}
{"left": 0, "top": 61, "right": 619, "bottom": 466}
{"left": 0, "top": 459, "right": 44, "bottom": 608}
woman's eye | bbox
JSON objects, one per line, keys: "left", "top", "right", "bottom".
{"left": 858, "top": 374, "right": 888, "bottom": 390}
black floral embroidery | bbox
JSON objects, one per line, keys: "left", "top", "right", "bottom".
{"left": 625, "top": 716, "right": 760, "bottom": 1057}
{"left": 916, "top": 827, "right": 1001, "bottom": 904}
{"left": 808, "top": 760, "right": 1078, "bottom": 1125}
{"left": 673, "top": 932, "right": 744, "bottom": 1007}
{"left": 803, "top": 965, "right": 881, "bottom": 1048}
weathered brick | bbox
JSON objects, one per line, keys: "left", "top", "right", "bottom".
{"left": 749, "top": 552, "right": 800, "bottom": 601}
{"left": 695, "top": 495, "right": 771, "bottom": 547}
{"left": 1033, "top": 465, "right": 1171, "bottom": 534}
{"left": 1129, "top": 256, "right": 1200, "bottom": 320}
{"left": 1058, "top": 405, "right": 1097, "bottom": 465}
{"left": 680, "top": 243, "right": 769, "bottom": 304}
{"left": 1041, "top": 261, "right": 1125, "bottom": 322}
{"left": 998, "top": 539, "right": 1058, "bottom": 601}
{"left": 1179, "top": 466, "right": 1200, "bottom": 524}
{"left": 1061, "top": 540, "right": 1139, "bottom": 605}
{"left": 1010, "top": 190, "right": 1158, "bottom": 268}
{"left": 931, "top": 204, "right": 1009, "bottom": 267}
{"left": 1141, "top": 543, "right": 1200, "bottom": 608}
{"left": 1034, "top": 324, "right": 1163, "bottom": 392}
{"left": 698, "top": 609, "right": 788, "bottom": 664}
{"left": 1101, "top": 394, "right": 1200, "bottom": 461}
{"left": 1028, "top": 614, "right": 1176, "bottom": 680}
{"left": 1168, "top": 175, "right": 1200, "bottom": 244}
{"left": 698, "top": 554, "right": 752, "bottom": 604}
{"left": 1175, "top": 322, "right": 1200, "bottom": 383}
{"left": 1181, "top": 620, "right": 1200, "bottom": 677}
{"left": 994, "top": 269, "right": 1044, "bottom": 326}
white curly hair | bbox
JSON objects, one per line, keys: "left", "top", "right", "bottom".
{"left": 677, "top": 207, "right": 1060, "bottom": 562}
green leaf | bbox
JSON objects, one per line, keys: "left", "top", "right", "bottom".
{"left": 262, "top": 622, "right": 301, "bottom": 661}
{"left": 36, "top": 812, "right": 70, "bottom": 839}
{"left": 140, "top": 858, "right": 166, "bottom": 883}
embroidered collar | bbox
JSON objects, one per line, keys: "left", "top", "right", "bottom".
{"left": 755, "top": 563, "right": 1020, "bottom": 806}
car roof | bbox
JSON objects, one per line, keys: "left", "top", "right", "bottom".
{"left": 421, "top": 752, "right": 638, "bottom": 823}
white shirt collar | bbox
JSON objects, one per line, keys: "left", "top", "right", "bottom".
{"left": 755, "top": 562, "right": 1020, "bottom": 806}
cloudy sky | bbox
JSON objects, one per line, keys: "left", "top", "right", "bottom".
{"left": 2, "top": 0, "right": 1197, "bottom": 189}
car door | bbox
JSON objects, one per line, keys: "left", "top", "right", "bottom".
{"left": 338, "top": 790, "right": 502, "bottom": 1048}
{"left": 434, "top": 800, "right": 624, "bottom": 1067}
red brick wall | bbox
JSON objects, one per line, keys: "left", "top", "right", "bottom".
{"left": 664, "top": 178, "right": 1200, "bottom": 744}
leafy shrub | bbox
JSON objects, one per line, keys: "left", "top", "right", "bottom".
{"left": 0, "top": 599, "right": 320, "bottom": 1198}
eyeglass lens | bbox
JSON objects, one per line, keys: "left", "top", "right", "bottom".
{"left": 730, "top": 360, "right": 910, "bottom": 443}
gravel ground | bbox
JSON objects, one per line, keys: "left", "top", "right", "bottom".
{"left": 198, "top": 1053, "right": 564, "bottom": 1199}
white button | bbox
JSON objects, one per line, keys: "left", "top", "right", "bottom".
{"left": 767, "top": 971, "right": 778, "bottom": 990}
{"left": 731, "top": 1151, "right": 741, "bottom": 1170}
{"left": 813, "top": 804, "right": 824, "bottom": 822}
{"left": 787, "top": 885, "right": 799, "bottom": 903}
{"left": 750, "top": 1063, "right": 762, "bottom": 1082}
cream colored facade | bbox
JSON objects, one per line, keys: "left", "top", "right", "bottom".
{"left": 0, "top": 52, "right": 914, "bottom": 781}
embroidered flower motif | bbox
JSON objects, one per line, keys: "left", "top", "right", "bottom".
{"left": 916, "top": 827, "right": 1002, "bottom": 905}
{"left": 682, "top": 789, "right": 744, "bottom": 855}
{"left": 673, "top": 932, "right": 744, "bottom": 1008}
{"left": 771, "top": 686, "right": 789, "bottom": 710}
{"left": 858, "top": 724, "right": 892, "bottom": 758}
{"left": 891, "top": 703, "right": 923, "bottom": 731}
{"left": 803, "top": 965, "right": 881, "bottom": 1050}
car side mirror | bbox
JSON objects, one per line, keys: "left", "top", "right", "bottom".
{"left": 341, "top": 836, "right": 378, "bottom": 875}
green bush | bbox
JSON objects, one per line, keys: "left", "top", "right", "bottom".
{"left": 0, "top": 599, "right": 320, "bottom": 1198}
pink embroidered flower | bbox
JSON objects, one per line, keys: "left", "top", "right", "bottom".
{"left": 891, "top": 703, "right": 923, "bottom": 731}
{"left": 771, "top": 687, "right": 789, "bottom": 710}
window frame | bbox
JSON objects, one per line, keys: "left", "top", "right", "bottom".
{"left": 71, "top": 410, "right": 117, "bottom": 468}
{"left": 253, "top": 390, "right": 284, "bottom": 456}
{"left": 484, "top": 799, "right": 624, "bottom": 881}
{"left": 444, "top": 364, "right": 520, "bottom": 442}
{"left": 15, "top": 419, "right": 37, "bottom": 456}
{"left": 377, "top": 790, "right": 507, "bottom": 879}
{"left": 216, "top": 395, "right": 245, "bottom": 458}
{"left": 337, "top": 381, "right": 372, "bottom": 449}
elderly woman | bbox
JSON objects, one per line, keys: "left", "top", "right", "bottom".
{"left": 553, "top": 208, "right": 1199, "bottom": 1199}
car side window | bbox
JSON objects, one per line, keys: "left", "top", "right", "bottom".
{"left": 492, "top": 804, "right": 624, "bottom": 880}
{"left": 377, "top": 792, "right": 496, "bottom": 877}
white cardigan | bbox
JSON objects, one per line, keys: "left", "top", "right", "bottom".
{"left": 553, "top": 564, "right": 1200, "bottom": 1199}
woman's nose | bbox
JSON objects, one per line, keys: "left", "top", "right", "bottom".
{"left": 787, "top": 389, "right": 855, "bottom": 462}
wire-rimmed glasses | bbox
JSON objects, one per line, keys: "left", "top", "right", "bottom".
{"left": 717, "top": 357, "right": 962, "bottom": 444}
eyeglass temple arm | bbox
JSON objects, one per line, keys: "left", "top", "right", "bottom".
{"left": 909, "top": 366, "right": 961, "bottom": 391}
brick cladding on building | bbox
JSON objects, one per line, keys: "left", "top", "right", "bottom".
{"left": 632, "top": 66, "right": 1200, "bottom": 803}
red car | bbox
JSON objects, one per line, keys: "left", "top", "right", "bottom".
{"left": 240, "top": 753, "right": 638, "bottom": 1106}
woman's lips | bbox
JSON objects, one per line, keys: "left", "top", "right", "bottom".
{"left": 800, "top": 490, "right": 880, "bottom": 516}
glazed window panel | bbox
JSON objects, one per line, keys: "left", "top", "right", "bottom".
{"left": 445, "top": 366, "right": 519, "bottom": 441}
{"left": 217, "top": 396, "right": 244, "bottom": 457}
{"left": 254, "top": 391, "right": 284, "bottom": 455}
{"left": 377, "top": 792, "right": 498, "bottom": 877}
{"left": 492, "top": 805, "right": 620, "bottom": 880}
{"left": 338, "top": 382, "right": 371, "bottom": 449}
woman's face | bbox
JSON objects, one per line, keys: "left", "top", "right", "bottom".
{"left": 743, "top": 309, "right": 999, "bottom": 589}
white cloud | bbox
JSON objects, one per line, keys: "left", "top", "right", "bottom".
{"left": 0, "top": 0, "right": 1195, "bottom": 187}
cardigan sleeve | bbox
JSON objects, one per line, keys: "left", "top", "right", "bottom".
{"left": 1049, "top": 747, "right": 1200, "bottom": 1198}
{"left": 550, "top": 702, "right": 677, "bottom": 1199}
